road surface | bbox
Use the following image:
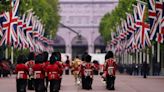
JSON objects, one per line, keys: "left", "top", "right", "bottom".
{"left": 0, "top": 74, "right": 164, "bottom": 92}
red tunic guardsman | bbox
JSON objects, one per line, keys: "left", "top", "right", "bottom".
{"left": 104, "top": 58, "right": 117, "bottom": 77}
{"left": 104, "top": 51, "right": 117, "bottom": 90}
{"left": 26, "top": 52, "right": 35, "bottom": 90}
{"left": 53, "top": 52, "right": 64, "bottom": 90}
{"left": 93, "top": 60, "right": 100, "bottom": 75}
{"left": 42, "top": 51, "right": 50, "bottom": 92}
{"left": 64, "top": 55, "right": 70, "bottom": 75}
{"left": 46, "top": 54, "right": 61, "bottom": 92}
{"left": 80, "top": 55, "right": 94, "bottom": 90}
{"left": 33, "top": 54, "right": 45, "bottom": 92}
{"left": 15, "top": 55, "right": 28, "bottom": 92}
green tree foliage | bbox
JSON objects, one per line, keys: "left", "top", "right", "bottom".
{"left": 1, "top": 0, "right": 60, "bottom": 38}
{"left": 99, "top": 0, "right": 137, "bottom": 42}
{"left": 0, "top": 0, "right": 60, "bottom": 61}
{"left": 31, "top": 0, "right": 60, "bottom": 38}
{"left": 0, "top": 0, "right": 10, "bottom": 13}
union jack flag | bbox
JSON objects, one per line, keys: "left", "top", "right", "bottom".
{"left": 126, "top": 13, "right": 136, "bottom": 34}
{"left": 0, "top": 0, "right": 19, "bottom": 46}
{"left": 0, "top": 13, "right": 3, "bottom": 36}
{"left": 16, "top": 15, "right": 29, "bottom": 49}
{"left": 121, "top": 19, "right": 129, "bottom": 39}
{"left": 24, "top": 12, "right": 35, "bottom": 51}
{"left": 110, "top": 31, "right": 117, "bottom": 45}
{"left": 133, "top": 1, "right": 152, "bottom": 48}
{"left": 117, "top": 26, "right": 123, "bottom": 40}
{"left": 148, "top": 0, "right": 164, "bottom": 43}
{"left": 148, "top": 0, "right": 158, "bottom": 41}
{"left": 162, "top": 17, "right": 164, "bottom": 33}
{"left": 156, "top": 0, "right": 163, "bottom": 43}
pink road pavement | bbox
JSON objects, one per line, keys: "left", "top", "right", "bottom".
{"left": 0, "top": 75, "right": 164, "bottom": 92}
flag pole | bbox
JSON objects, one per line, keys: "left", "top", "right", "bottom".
{"left": 140, "top": 51, "right": 142, "bottom": 64}
{"left": 157, "top": 42, "right": 160, "bottom": 63}
{"left": 143, "top": 50, "right": 145, "bottom": 62}
{"left": 136, "top": 51, "right": 138, "bottom": 64}
{"left": 5, "top": 47, "right": 8, "bottom": 59}
{"left": 11, "top": 46, "right": 14, "bottom": 64}
{"left": 147, "top": 48, "right": 149, "bottom": 64}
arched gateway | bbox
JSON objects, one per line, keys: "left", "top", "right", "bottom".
{"left": 71, "top": 36, "right": 88, "bottom": 58}
{"left": 94, "top": 36, "right": 106, "bottom": 53}
{"left": 53, "top": 35, "right": 66, "bottom": 53}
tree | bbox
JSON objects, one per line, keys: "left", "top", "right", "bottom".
{"left": 99, "top": 0, "right": 136, "bottom": 42}
{"left": 1, "top": 0, "right": 60, "bottom": 38}
{"left": 0, "top": 0, "right": 10, "bottom": 13}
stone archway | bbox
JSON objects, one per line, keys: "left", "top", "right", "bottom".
{"left": 94, "top": 36, "right": 106, "bottom": 53}
{"left": 71, "top": 36, "right": 88, "bottom": 58}
{"left": 53, "top": 35, "right": 66, "bottom": 53}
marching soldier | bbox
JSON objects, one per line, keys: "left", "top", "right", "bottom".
{"left": 104, "top": 51, "right": 117, "bottom": 90}
{"left": 15, "top": 55, "right": 28, "bottom": 92}
{"left": 33, "top": 54, "right": 45, "bottom": 92}
{"left": 64, "top": 55, "right": 70, "bottom": 75}
{"left": 93, "top": 60, "right": 100, "bottom": 75}
{"left": 71, "top": 56, "right": 82, "bottom": 85}
{"left": 52, "top": 52, "right": 64, "bottom": 90}
{"left": 26, "top": 52, "right": 35, "bottom": 90}
{"left": 42, "top": 52, "right": 50, "bottom": 92}
{"left": 80, "top": 55, "right": 94, "bottom": 90}
{"left": 46, "top": 54, "right": 61, "bottom": 92}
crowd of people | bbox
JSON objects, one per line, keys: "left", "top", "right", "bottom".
{"left": 15, "top": 52, "right": 64, "bottom": 92}
{"left": 2, "top": 50, "right": 161, "bottom": 92}
{"left": 13, "top": 51, "right": 117, "bottom": 92}
{"left": 117, "top": 61, "right": 161, "bottom": 77}
{"left": 0, "top": 58, "right": 14, "bottom": 77}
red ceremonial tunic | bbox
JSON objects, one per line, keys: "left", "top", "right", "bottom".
{"left": 46, "top": 64, "right": 60, "bottom": 80}
{"left": 55, "top": 61, "right": 63, "bottom": 76}
{"left": 43, "top": 61, "right": 50, "bottom": 76}
{"left": 33, "top": 64, "right": 45, "bottom": 79}
{"left": 15, "top": 64, "right": 29, "bottom": 79}
{"left": 80, "top": 63, "right": 94, "bottom": 77}
{"left": 43, "top": 61, "right": 50, "bottom": 68}
{"left": 94, "top": 63, "right": 99, "bottom": 71}
{"left": 104, "top": 58, "right": 117, "bottom": 76}
{"left": 26, "top": 60, "right": 35, "bottom": 76}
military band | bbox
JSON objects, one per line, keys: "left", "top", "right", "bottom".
{"left": 15, "top": 51, "right": 116, "bottom": 92}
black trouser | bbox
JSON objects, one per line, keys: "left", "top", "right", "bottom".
{"left": 16, "top": 79, "right": 27, "bottom": 92}
{"left": 0, "top": 69, "right": 2, "bottom": 77}
{"left": 58, "top": 78, "right": 62, "bottom": 90}
{"left": 2, "top": 69, "right": 8, "bottom": 77}
{"left": 82, "top": 76, "right": 93, "bottom": 90}
{"left": 50, "top": 80, "right": 59, "bottom": 92}
{"left": 106, "top": 75, "right": 115, "bottom": 90}
{"left": 34, "top": 79, "right": 45, "bottom": 92}
{"left": 28, "top": 78, "right": 34, "bottom": 90}
{"left": 45, "top": 77, "right": 49, "bottom": 92}
{"left": 143, "top": 71, "right": 147, "bottom": 78}
{"left": 65, "top": 69, "right": 69, "bottom": 75}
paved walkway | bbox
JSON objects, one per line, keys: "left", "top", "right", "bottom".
{"left": 0, "top": 75, "right": 164, "bottom": 92}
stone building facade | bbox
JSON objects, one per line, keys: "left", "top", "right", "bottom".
{"left": 55, "top": 0, "right": 118, "bottom": 57}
